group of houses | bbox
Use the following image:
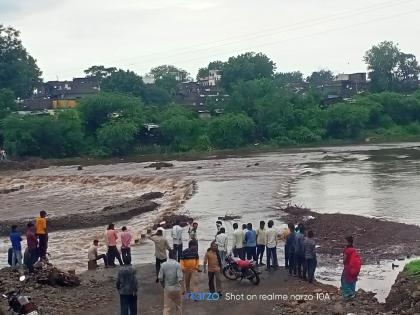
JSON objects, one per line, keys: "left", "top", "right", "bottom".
{"left": 20, "top": 70, "right": 368, "bottom": 117}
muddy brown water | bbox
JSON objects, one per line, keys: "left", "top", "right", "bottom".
{"left": 1, "top": 142, "right": 420, "bottom": 302}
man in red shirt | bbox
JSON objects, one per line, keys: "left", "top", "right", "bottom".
{"left": 106, "top": 224, "right": 123, "bottom": 266}
{"left": 25, "top": 222, "right": 38, "bottom": 273}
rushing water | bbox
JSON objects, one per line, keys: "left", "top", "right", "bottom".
{"left": 1, "top": 142, "right": 420, "bottom": 301}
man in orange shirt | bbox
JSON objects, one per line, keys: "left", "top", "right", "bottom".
{"left": 203, "top": 241, "right": 222, "bottom": 294}
{"left": 180, "top": 240, "right": 199, "bottom": 294}
{"left": 35, "top": 210, "right": 48, "bottom": 261}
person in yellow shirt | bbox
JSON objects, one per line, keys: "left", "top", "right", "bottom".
{"left": 35, "top": 210, "right": 48, "bottom": 261}
{"left": 179, "top": 240, "right": 199, "bottom": 294}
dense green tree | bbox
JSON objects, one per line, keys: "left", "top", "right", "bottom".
{"left": 326, "top": 103, "right": 370, "bottom": 138}
{"left": 141, "top": 85, "right": 171, "bottom": 106}
{"left": 0, "top": 88, "right": 16, "bottom": 119}
{"left": 395, "top": 53, "right": 420, "bottom": 92}
{"left": 0, "top": 25, "right": 42, "bottom": 98}
{"left": 101, "top": 69, "right": 145, "bottom": 97}
{"left": 84, "top": 65, "right": 117, "bottom": 81}
{"left": 2, "top": 110, "right": 84, "bottom": 157}
{"left": 208, "top": 113, "right": 255, "bottom": 148}
{"left": 97, "top": 119, "right": 138, "bottom": 155}
{"left": 306, "top": 70, "right": 334, "bottom": 87}
{"left": 275, "top": 71, "right": 304, "bottom": 87}
{"left": 364, "top": 41, "right": 401, "bottom": 92}
{"left": 77, "top": 92, "right": 143, "bottom": 134}
{"left": 148, "top": 65, "right": 189, "bottom": 96}
{"left": 220, "top": 52, "right": 275, "bottom": 91}
{"left": 160, "top": 114, "right": 200, "bottom": 151}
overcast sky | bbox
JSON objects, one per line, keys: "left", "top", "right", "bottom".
{"left": 1, "top": 0, "right": 419, "bottom": 81}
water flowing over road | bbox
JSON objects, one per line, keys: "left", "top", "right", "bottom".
{"left": 1, "top": 142, "right": 420, "bottom": 300}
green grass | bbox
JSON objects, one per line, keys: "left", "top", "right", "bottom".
{"left": 404, "top": 260, "right": 420, "bottom": 276}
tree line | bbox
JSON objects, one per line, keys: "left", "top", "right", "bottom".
{"left": 0, "top": 25, "right": 420, "bottom": 158}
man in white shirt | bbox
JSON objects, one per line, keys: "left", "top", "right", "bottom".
{"left": 159, "top": 249, "right": 183, "bottom": 315}
{"left": 256, "top": 221, "right": 266, "bottom": 266}
{"left": 265, "top": 220, "right": 279, "bottom": 270}
{"left": 232, "top": 223, "right": 245, "bottom": 259}
{"left": 171, "top": 220, "right": 183, "bottom": 262}
{"left": 215, "top": 227, "right": 228, "bottom": 266}
{"left": 87, "top": 240, "right": 108, "bottom": 268}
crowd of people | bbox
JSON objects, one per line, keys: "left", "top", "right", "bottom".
{"left": 8, "top": 214, "right": 361, "bottom": 315}
{"left": 8, "top": 210, "right": 49, "bottom": 273}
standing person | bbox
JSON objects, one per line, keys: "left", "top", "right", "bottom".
{"left": 158, "top": 249, "right": 183, "bottom": 315}
{"left": 10, "top": 225, "right": 22, "bottom": 268}
{"left": 215, "top": 227, "right": 228, "bottom": 266}
{"left": 287, "top": 223, "right": 297, "bottom": 275}
{"left": 148, "top": 230, "right": 171, "bottom": 283}
{"left": 281, "top": 225, "right": 291, "bottom": 268}
{"left": 203, "top": 241, "right": 222, "bottom": 295}
{"left": 180, "top": 240, "right": 199, "bottom": 294}
{"left": 216, "top": 221, "right": 223, "bottom": 235}
{"left": 242, "top": 224, "right": 247, "bottom": 248}
{"left": 171, "top": 220, "right": 183, "bottom": 262}
{"left": 256, "top": 221, "right": 266, "bottom": 266}
{"left": 25, "top": 222, "right": 38, "bottom": 273}
{"left": 244, "top": 223, "right": 257, "bottom": 262}
{"left": 188, "top": 222, "right": 198, "bottom": 242}
{"left": 157, "top": 222, "right": 166, "bottom": 237}
{"left": 294, "top": 223, "right": 306, "bottom": 279}
{"left": 187, "top": 218, "right": 194, "bottom": 236}
{"left": 88, "top": 240, "right": 108, "bottom": 268}
{"left": 35, "top": 210, "right": 48, "bottom": 261}
{"left": 116, "top": 259, "right": 138, "bottom": 315}
{"left": 265, "top": 220, "right": 278, "bottom": 270}
{"left": 304, "top": 231, "right": 317, "bottom": 283}
{"left": 341, "top": 236, "right": 361, "bottom": 299}
{"left": 232, "top": 223, "right": 245, "bottom": 259}
{"left": 106, "top": 224, "right": 123, "bottom": 267}
{"left": 121, "top": 226, "right": 132, "bottom": 265}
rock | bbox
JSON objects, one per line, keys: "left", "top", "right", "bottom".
{"left": 254, "top": 162, "right": 260, "bottom": 166}
{"left": 332, "top": 303, "right": 345, "bottom": 315}
{"left": 197, "top": 166, "right": 203, "bottom": 169}
{"left": 77, "top": 166, "right": 83, "bottom": 170}
{"left": 145, "top": 162, "right": 173, "bottom": 169}
{"left": 411, "top": 291, "right": 420, "bottom": 301}
{"left": 246, "top": 165, "right": 251, "bottom": 168}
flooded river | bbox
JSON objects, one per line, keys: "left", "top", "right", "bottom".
{"left": 1, "top": 142, "right": 420, "bottom": 301}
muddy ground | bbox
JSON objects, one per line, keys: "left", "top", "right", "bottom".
{"left": 0, "top": 264, "right": 396, "bottom": 315}
{"left": 280, "top": 205, "right": 420, "bottom": 263}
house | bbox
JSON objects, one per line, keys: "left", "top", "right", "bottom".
{"left": 22, "top": 77, "right": 100, "bottom": 111}
{"left": 321, "top": 73, "right": 367, "bottom": 105}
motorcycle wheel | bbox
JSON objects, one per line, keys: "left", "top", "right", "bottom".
{"left": 248, "top": 268, "right": 260, "bottom": 285}
{"left": 223, "top": 265, "right": 240, "bottom": 280}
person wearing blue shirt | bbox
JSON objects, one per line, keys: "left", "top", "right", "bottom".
{"left": 10, "top": 225, "right": 22, "bottom": 268}
{"left": 244, "top": 223, "right": 257, "bottom": 261}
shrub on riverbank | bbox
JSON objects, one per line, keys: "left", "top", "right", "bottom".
{"left": 404, "top": 260, "right": 420, "bottom": 276}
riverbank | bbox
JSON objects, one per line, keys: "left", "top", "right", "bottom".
{"left": 0, "top": 264, "right": 387, "bottom": 315}
{"left": 279, "top": 204, "right": 420, "bottom": 263}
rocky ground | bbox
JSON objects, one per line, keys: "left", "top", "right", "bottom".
{"left": 0, "top": 192, "right": 164, "bottom": 236}
{"left": 3, "top": 262, "right": 418, "bottom": 315}
{"left": 280, "top": 204, "right": 420, "bottom": 263}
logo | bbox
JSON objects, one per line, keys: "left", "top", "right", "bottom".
{"left": 185, "top": 292, "right": 220, "bottom": 301}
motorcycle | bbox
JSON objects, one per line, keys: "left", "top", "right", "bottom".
{"left": 222, "top": 253, "right": 260, "bottom": 285}
{"left": 2, "top": 275, "right": 39, "bottom": 315}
